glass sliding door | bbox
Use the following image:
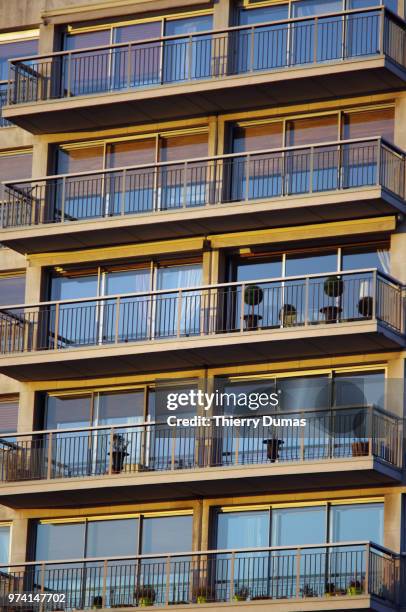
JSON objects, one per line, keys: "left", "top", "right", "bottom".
{"left": 215, "top": 510, "right": 269, "bottom": 601}
{"left": 163, "top": 15, "right": 213, "bottom": 83}
{"left": 155, "top": 264, "right": 202, "bottom": 338}
{"left": 113, "top": 22, "right": 162, "bottom": 89}
{"left": 0, "top": 525, "right": 10, "bottom": 565}
{"left": 63, "top": 30, "right": 111, "bottom": 97}
{"left": 55, "top": 145, "right": 104, "bottom": 222}
{"left": 105, "top": 139, "right": 156, "bottom": 215}
{"left": 291, "top": 0, "right": 343, "bottom": 66}
{"left": 236, "top": 5, "right": 289, "bottom": 74}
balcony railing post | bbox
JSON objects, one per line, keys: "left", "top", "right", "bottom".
{"left": 127, "top": 43, "right": 132, "bottom": 89}
{"left": 229, "top": 551, "right": 235, "bottom": 601}
{"left": 376, "top": 138, "right": 382, "bottom": 187}
{"left": 108, "top": 427, "right": 114, "bottom": 475}
{"left": 295, "top": 548, "right": 301, "bottom": 597}
{"left": 53, "top": 303, "right": 60, "bottom": 350}
{"left": 120, "top": 169, "right": 127, "bottom": 215}
{"left": 379, "top": 8, "right": 385, "bottom": 56}
{"left": 240, "top": 283, "right": 245, "bottom": 332}
{"left": 304, "top": 274, "right": 310, "bottom": 325}
{"left": 66, "top": 52, "right": 72, "bottom": 98}
{"left": 114, "top": 296, "right": 120, "bottom": 343}
{"left": 177, "top": 289, "right": 183, "bottom": 337}
{"left": 309, "top": 146, "right": 314, "bottom": 193}
{"left": 171, "top": 427, "right": 176, "bottom": 469}
{"left": 313, "top": 17, "right": 318, "bottom": 63}
{"left": 164, "top": 556, "right": 171, "bottom": 605}
{"left": 183, "top": 161, "right": 188, "bottom": 208}
{"left": 39, "top": 562, "right": 46, "bottom": 612}
{"left": 365, "top": 543, "right": 371, "bottom": 595}
{"left": 102, "top": 559, "right": 108, "bottom": 607}
{"left": 60, "top": 176, "right": 66, "bottom": 223}
{"left": 250, "top": 27, "right": 255, "bottom": 72}
{"left": 46, "top": 431, "right": 53, "bottom": 480}
{"left": 188, "top": 35, "right": 193, "bottom": 81}
{"left": 234, "top": 426, "right": 239, "bottom": 465}
{"left": 245, "top": 154, "right": 251, "bottom": 201}
{"left": 372, "top": 270, "right": 377, "bottom": 320}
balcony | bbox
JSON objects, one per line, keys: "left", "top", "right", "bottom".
{"left": 1, "top": 138, "right": 405, "bottom": 254}
{"left": 0, "top": 269, "right": 404, "bottom": 381}
{"left": 0, "top": 84, "right": 11, "bottom": 128}
{"left": 0, "top": 542, "right": 399, "bottom": 610}
{"left": 0, "top": 405, "right": 402, "bottom": 508}
{"left": 3, "top": 8, "right": 406, "bottom": 133}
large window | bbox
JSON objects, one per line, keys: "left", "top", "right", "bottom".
{"left": 0, "top": 272, "right": 25, "bottom": 306}
{"left": 0, "top": 524, "right": 10, "bottom": 564}
{"left": 54, "top": 131, "right": 208, "bottom": 218}
{"left": 34, "top": 514, "right": 193, "bottom": 607}
{"left": 227, "top": 243, "right": 389, "bottom": 329}
{"left": 0, "top": 150, "right": 32, "bottom": 200}
{"left": 214, "top": 502, "right": 383, "bottom": 599}
{"left": 0, "top": 396, "right": 18, "bottom": 434}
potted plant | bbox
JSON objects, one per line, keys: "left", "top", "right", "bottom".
{"left": 233, "top": 586, "right": 249, "bottom": 601}
{"left": 243, "top": 285, "right": 263, "bottom": 330}
{"left": 92, "top": 596, "right": 103, "bottom": 609}
{"left": 110, "top": 433, "right": 129, "bottom": 473}
{"left": 279, "top": 303, "right": 297, "bottom": 327}
{"left": 358, "top": 296, "right": 373, "bottom": 318}
{"left": 263, "top": 437, "right": 284, "bottom": 462}
{"left": 347, "top": 580, "right": 362, "bottom": 596}
{"left": 301, "top": 584, "right": 316, "bottom": 598}
{"left": 134, "top": 585, "right": 156, "bottom": 607}
{"left": 324, "top": 275, "right": 344, "bottom": 298}
{"left": 192, "top": 584, "right": 213, "bottom": 604}
{"left": 325, "top": 582, "right": 336, "bottom": 597}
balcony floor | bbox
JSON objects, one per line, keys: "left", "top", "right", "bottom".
{"left": 0, "top": 455, "right": 401, "bottom": 509}
{"left": 1, "top": 187, "right": 404, "bottom": 255}
{"left": 60, "top": 594, "right": 395, "bottom": 612}
{"left": 3, "top": 57, "right": 406, "bottom": 134}
{"left": 0, "top": 320, "right": 403, "bottom": 383}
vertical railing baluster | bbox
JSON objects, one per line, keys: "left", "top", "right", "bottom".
{"left": 183, "top": 161, "right": 188, "bottom": 208}
{"left": 177, "top": 289, "right": 183, "bottom": 337}
{"left": 295, "top": 548, "right": 301, "bottom": 597}
{"left": 54, "top": 303, "right": 60, "bottom": 350}
{"left": 127, "top": 43, "right": 132, "bottom": 89}
{"left": 240, "top": 283, "right": 245, "bottom": 332}
{"left": 121, "top": 169, "right": 127, "bottom": 215}
{"left": 229, "top": 552, "right": 235, "bottom": 601}
{"left": 47, "top": 431, "right": 53, "bottom": 479}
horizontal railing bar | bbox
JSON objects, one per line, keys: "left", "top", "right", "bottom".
{"left": 0, "top": 403, "right": 398, "bottom": 438}
{"left": 6, "top": 6, "right": 392, "bottom": 66}
{"left": 0, "top": 541, "right": 392, "bottom": 570}
{"left": 3, "top": 137, "right": 398, "bottom": 187}
{"left": 0, "top": 269, "right": 397, "bottom": 312}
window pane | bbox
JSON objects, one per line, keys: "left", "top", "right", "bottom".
{"left": 271, "top": 506, "right": 325, "bottom": 546}
{"left": 285, "top": 252, "right": 337, "bottom": 276}
{"left": 342, "top": 246, "right": 390, "bottom": 274}
{"left": 333, "top": 371, "right": 385, "bottom": 409}
{"left": 292, "top": 0, "right": 343, "bottom": 17}
{"left": 239, "top": 5, "right": 289, "bottom": 25}
{"left": 36, "top": 522, "right": 86, "bottom": 561}
{"left": 46, "top": 394, "right": 92, "bottom": 429}
{"left": 157, "top": 264, "right": 202, "bottom": 290}
{"left": 0, "top": 274, "right": 25, "bottom": 306}
{"left": 142, "top": 515, "right": 193, "bottom": 554}
{"left": 216, "top": 511, "right": 269, "bottom": 549}
{"left": 0, "top": 152, "right": 32, "bottom": 198}
{"left": 57, "top": 146, "right": 104, "bottom": 174}
{"left": 64, "top": 30, "right": 110, "bottom": 51}
{"left": 235, "top": 258, "right": 282, "bottom": 281}
{"left": 160, "top": 133, "right": 208, "bottom": 162}
{"left": 277, "top": 375, "right": 330, "bottom": 411}
{"left": 0, "top": 38, "right": 38, "bottom": 81}
{"left": 0, "top": 526, "right": 10, "bottom": 564}
{"left": 342, "top": 108, "right": 394, "bottom": 142}
{"left": 98, "top": 390, "right": 145, "bottom": 425}
{"left": 86, "top": 519, "right": 138, "bottom": 557}
{"left": 105, "top": 269, "right": 151, "bottom": 295}
{"left": 286, "top": 116, "right": 338, "bottom": 146}
{"left": 232, "top": 123, "right": 283, "bottom": 153}
{"left": 115, "top": 22, "right": 161, "bottom": 43}
{"left": 50, "top": 273, "right": 98, "bottom": 301}
{"left": 106, "top": 139, "right": 156, "bottom": 168}
{"left": 0, "top": 398, "right": 18, "bottom": 433}
{"left": 330, "top": 503, "right": 383, "bottom": 544}
{"left": 165, "top": 15, "right": 213, "bottom": 36}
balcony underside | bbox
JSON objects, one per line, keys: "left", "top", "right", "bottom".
{"left": 0, "top": 320, "right": 403, "bottom": 382}
{"left": 2, "top": 187, "right": 404, "bottom": 255}
{"left": 0, "top": 455, "right": 400, "bottom": 509}
{"left": 87, "top": 595, "right": 393, "bottom": 612}
{"left": 3, "top": 57, "right": 406, "bottom": 134}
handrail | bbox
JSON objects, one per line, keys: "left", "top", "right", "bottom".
{"left": 2, "top": 136, "right": 403, "bottom": 186}
{"left": 6, "top": 7, "right": 393, "bottom": 65}
{"left": 0, "top": 268, "right": 398, "bottom": 311}
{"left": 0, "top": 541, "right": 394, "bottom": 568}
{"left": 0, "top": 402, "right": 396, "bottom": 438}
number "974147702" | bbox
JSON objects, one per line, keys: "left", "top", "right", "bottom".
{"left": 7, "top": 593, "right": 66, "bottom": 605}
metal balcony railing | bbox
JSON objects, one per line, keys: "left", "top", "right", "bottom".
{"left": 1, "top": 137, "right": 405, "bottom": 229}
{"left": 0, "top": 542, "right": 399, "bottom": 609}
{"left": 0, "top": 269, "right": 404, "bottom": 356}
{"left": 0, "top": 405, "right": 402, "bottom": 483}
{"left": 5, "top": 7, "right": 406, "bottom": 106}
{"left": 0, "top": 84, "right": 11, "bottom": 128}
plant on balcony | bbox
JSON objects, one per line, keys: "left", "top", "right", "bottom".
{"left": 134, "top": 585, "right": 156, "bottom": 607}
{"left": 92, "top": 595, "right": 103, "bottom": 609}
{"left": 110, "top": 433, "right": 129, "bottom": 473}
{"left": 324, "top": 582, "right": 336, "bottom": 596}
{"left": 263, "top": 437, "right": 284, "bottom": 462}
{"left": 301, "top": 584, "right": 316, "bottom": 598}
{"left": 232, "top": 586, "right": 249, "bottom": 601}
{"left": 358, "top": 296, "right": 373, "bottom": 318}
{"left": 324, "top": 275, "right": 344, "bottom": 298}
{"left": 192, "top": 584, "right": 214, "bottom": 604}
{"left": 279, "top": 303, "right": 297, "bottom": 327}
{"left": 347, "top": 580, "right": 363, "bottom": 596}
{"left": 243, "top": 285, "right": 263, "bottom": 330}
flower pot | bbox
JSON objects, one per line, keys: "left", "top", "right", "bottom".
{"left": 347, "top": 587, "right": 362, "bottom": 596}
{"left": 243, "top": 313, "right": 262, "bottom": 330}
{"left": 263, "top": 438, "right": 284, "bottom": 462}
{"left": 232, "top": 595, "right": 247, "bottom": 601}
{"left": 352, "top": 441, "right": 369, "bottom": 457}
{"left": 139, "top": 598, "right": 154, "bottom": 607}
{"left": 358, "top": 296, "right": 373, "bottom": 317}
{"left": 197, "top": 596, "right": 207, "bottom": 603}
{"left": 324, "top": 275, "right": 344, "bottom": 298}
{"left": 279, "top": 304, "right": 297, "bottom": 327}
{"left": 320, "top": 305, "right": 342, "bottom": 323}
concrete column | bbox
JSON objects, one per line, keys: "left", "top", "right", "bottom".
{"left": 192, "top": 500, "right": 204, "bottom": 551}
{"left": 394, "top": 94, "right": 406, "bottom": 150}
{"left": 9, "top": 517, "right": 29, "bottom": 564}
{"left": 17, "top": 387, "right": 36, "bottom": 432}
{"left": 390, "top": 220, "right": 406, "bottom": 284}
{"left": 386, "top": 358, "right": 405, "bottom": 418}
{"left": 38, "top": 22, "right": 59, "bottom": 55}
{"left": 213, "top": 0, "right": 233, "bottom": 29}
{"left": 24, "top": 264, "right": 43, "bottom": 304}
{"left": 384, "top": 493, "right": 402, "bottom": 552}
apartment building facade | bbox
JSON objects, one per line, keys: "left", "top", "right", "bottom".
{"left": 0, "top": 0, "right": 405, "bottom": 610}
